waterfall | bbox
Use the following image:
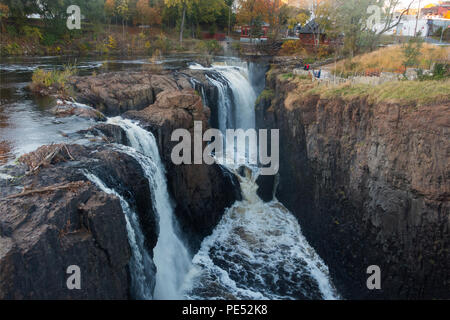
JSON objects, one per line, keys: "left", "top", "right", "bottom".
{"left": 107, "top": 118, "right": 191, "bottom": 300}
{"left": 190, "top": 63, "right": 257, "bottom": 132}
{"left": 184, "top": 62, "right": 340, "bottom": 300}
{"left": 83, "top": 171, "right": 155, "bottom": 300}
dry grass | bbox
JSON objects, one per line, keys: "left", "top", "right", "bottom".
{"left": 306, "top": 79, "right": 450, "bottom": 106}
{"left": 333, "top": 44, "right": 450, "bottom": 76}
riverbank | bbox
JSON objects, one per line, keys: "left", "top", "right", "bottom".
{"left": 0, "top": 23, "right": 229, "bottom": 58}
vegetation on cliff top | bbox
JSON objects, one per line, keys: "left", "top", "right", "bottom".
{"left": 308, "top": 80, "right": 450, "bottom": 106}
{"left": 332, "top": 43, "right": 449, "bottom": 77}
{"left": 277, "top": 73, "right": 450, "bottom": 107}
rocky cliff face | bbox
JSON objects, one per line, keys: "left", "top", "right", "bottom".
{"left": 257, "top": 66, "right": 449, "bottom": 299}
{"left": 0, "top": 143, "right": 158, "bottom": 299}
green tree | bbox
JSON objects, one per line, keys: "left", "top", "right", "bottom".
{"left": 403, "top": 37, "right": 423, "bottom": 69}
{"left": 116, "top": 0, "right": 130, "bottom": 40}
{"left": 165, "top": 0, "right": 199, "bottom": 44}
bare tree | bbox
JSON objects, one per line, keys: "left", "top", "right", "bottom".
{"left": 376, "top": 0, "right": 415, "bottom": 36}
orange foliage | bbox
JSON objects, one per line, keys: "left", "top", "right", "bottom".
{"left": 237, "top": 0, "right": 282, "bottom": 25}
{"left": 136, "top": 0, "right": 162, "bottom": 26}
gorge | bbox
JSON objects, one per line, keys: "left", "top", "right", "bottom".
{"left": 0, "top": 55, "right": 448, "bottom": 300}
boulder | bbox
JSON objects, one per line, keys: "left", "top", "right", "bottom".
{"left": 69, "top": 71, "right": 193, "bottom": 116}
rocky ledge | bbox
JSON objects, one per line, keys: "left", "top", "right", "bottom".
{"left": 0, "top": 143, "right": 157, "bottom": 299}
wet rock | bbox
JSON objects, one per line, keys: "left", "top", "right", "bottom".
{"left": 256, "top": 174, "right": 276, "bottom": 202}
{"left": 0, "top": 143, "right": 159, "bottom": 299}
{"left": 50, "top": 101, "right": 106, "bottom": 121}
{"left": 78, "top": 123, "right": 130, "bottom": 145}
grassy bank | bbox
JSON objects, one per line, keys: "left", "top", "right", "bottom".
{"left": 277, "top": 71, "right": 450, "bottom": 107}
{"left": 307, "top": 79, "right": 450, "bottom": 106}
{"left": 332, "top": 44, "right": 449, "bottom": 77}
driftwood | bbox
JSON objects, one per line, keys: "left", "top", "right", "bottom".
{"left": 26, "top": 143, "right": 75, "bottom": 175}
{"left": 0, "top": 181, "right": 88, "bottom": 201}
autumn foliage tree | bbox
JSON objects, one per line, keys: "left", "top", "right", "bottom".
{"left": 136, "top": 0, "right": 162, "bottom": 26}
{"left": 236, "top": 0, "right": 288, "bottom": 40}
{"left": 0, "top": 3, "right": 9, "bottom": 31}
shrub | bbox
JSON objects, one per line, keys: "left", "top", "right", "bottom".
{"left": 195, "top": 40, "right": 221, "bottom": 55}
{"left": 107, "top": 35, "right": 117, "bottom": 50}
{"left": 1, "top": 42, "right": 22, "bottom": 56}
{"left": 280, "top": 40, "right": 298, "bottom": 55}
{"left": 22, "top": 26, "right": 43, "bottom": 42}
{"left": 6, "top": 24, "right": 17, "bottom": 36}
{"left": 154, "top": 34, "right": 171, "bottom": 54}
{"left": 41, "top": 33, "right": 58, "bottom": 46}
{"left": 31, "top": 65, "right": 77, "bottom": 93}
{"left": 418, "top": 63, "right": 449, "bottom": 81}
{"left": 403, "top": 37, "right": 423, "bottom": 69}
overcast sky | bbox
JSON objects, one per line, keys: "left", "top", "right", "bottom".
{"left": 399, "top": 0, "right": 436, "bottom": 9}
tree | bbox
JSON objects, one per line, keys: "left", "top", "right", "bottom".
{"left": 331, "top": 0, "right": 415, "bottom": 56}
{"left": 0, "top": 3, "right": 9, "bottom": 31}
{"left": 105, "top": 0, "right": 115, "bottom": 30}
{"left": 165, "top": 0, "right": 199, "bottom": 44}
{"left": 1, "top": 0, "right": 39, "bottom": 19}
{"left": 116, "top": 0, "right": 130, "bottom": 40}
{"left": 403, "top": 37, "right": 423, "bottom": 70}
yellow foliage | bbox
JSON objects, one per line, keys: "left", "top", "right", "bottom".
{"left": 334, "top": 44, "right": 449, "bottom": 76}
{"left": 107, "top": 35, "right": 117, "bottom": 49}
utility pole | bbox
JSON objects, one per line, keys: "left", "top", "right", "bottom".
{"left": 414, "top": 0, "right": 422, "bottom": 37}
{"left": 440, "top": 26, "right": 446, "bottom": 43}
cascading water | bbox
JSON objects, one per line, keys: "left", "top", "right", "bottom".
{"left": 184, "top": 62, "right": 340, "bottom": 300}
{"left": 83, "top": 171, "right": 155, "bottom": 300}
{"left": 107, "top": 118, "right": 191, "bottom": 300}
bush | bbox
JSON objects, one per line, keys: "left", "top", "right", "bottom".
{"left": 154, "top": 34, "right": 172, "bottom": 54}
{"left": 21, "top": 26, "right": 43, "bottom": 42}
{"left": 1, "top": 42, "right": 22, "bottom": 56}
{"left": 418, "top": 63, "right": 449, "bottom": 81}
{"left": 280, "top": 40, "right": 298, "bottom": 55}
{"left": 195, "top": 40, "right": 221, "bottom": 55}
{"left": 31, "top": 65, "right": 77, "bottom": 93}
{"left": 403, "top": 37, "right": 423, "bottom": 69}
{"left": 107, "top": 35, "right": 117, "bottom": 49}
{"left": 5, "top": 24, "right": 17, "bottom": 36}
{"left": 41, "top": 33, "right": 58, "bottom": 46}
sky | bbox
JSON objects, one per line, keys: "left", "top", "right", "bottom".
{"left": 400, "top": 0, "right": 436, "bottom": 9}
{"left": 281, "top": 0, "right": 441, "bottom": 9}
